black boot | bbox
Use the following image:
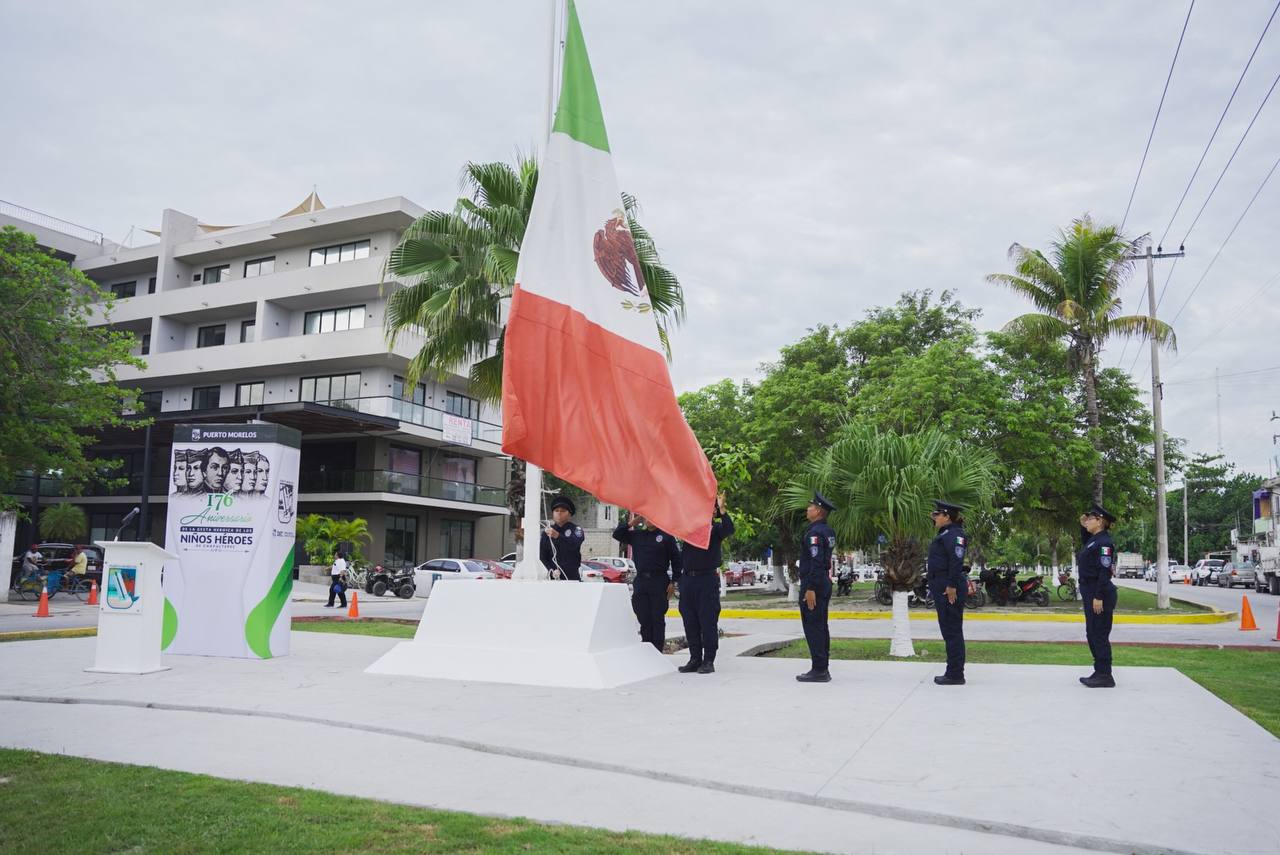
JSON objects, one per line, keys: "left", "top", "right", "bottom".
{"left": 796, "top": 670, "right": 831, "bottom": 683}
{"left": 1081, "top": 674, "right": 1116, "bottom": 688}
{"left": 697, "top": 662, "right": 715, "bottom": 674}
{"left": 1078, "top": 672, "right": 1097, "bottom": 685}
{"left": 933, "top": 674, "right": 965, "bottom": 686}
{"left": 678, "top": 660, "right": 703, "bottom": 673}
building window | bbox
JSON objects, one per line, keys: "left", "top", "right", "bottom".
{"left": 440, "top": 519, "right": 474, "bottom": 559}
{"left": 197, "top": 324, "right": 226, "bottom": 348}
{"left": 385, "top": 514, "right": 418, "bottom": 567}
{"left": 140, "top": 333, "right": 150, "bottom": 356}
{"left": 392, "top": 375, "right": 426, "bottom": 421}
{"left": 148, "top": 277, "right": 157, "bottom": 294}
{"left": 139, "top": 390, "right": 162, "bottom": 414}
{"left": 445, "top": 391, "right": 480, "bottom": 420}
{"left": 243, "top": 257, "right": 275, "bottom": 278}
{"left": 109, "top": 281, "right": 137, "bottom": 298}
{"left": 303, "top": 305, "right": 365, "bottom": 334}
{"left": 240, "top": 320, "right": 256, "bottom": 343}
{"left": 308, "top": 239, "right": 371, "bottom": 267}
{"left": 90, "top": 511, "right": 135, "bottom": 545}
{"left": 192, "top": 385, "right": 221, "bottom": 410}
{"left": 236, "top": 382, "right": 264, "bottom": 407}
{"left": 300, "top": 372, "right": 361, "bottom": 406}
{"left": 203, "top": 265, "right": 230, "bottom": 285}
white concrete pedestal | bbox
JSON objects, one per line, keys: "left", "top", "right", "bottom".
{"left": 366, "top": 581, "right": 673, "bottom": 689}
{"left": 87, "top": 541, "right": 178, "bottom": 675}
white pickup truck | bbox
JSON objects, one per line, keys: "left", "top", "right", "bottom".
{"left": 1116, "top": 552, "right": 1145, "bottom": 579}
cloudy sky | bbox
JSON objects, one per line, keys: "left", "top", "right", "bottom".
{"left": 3, "top": 0, "right": 1278, "bottom": 478}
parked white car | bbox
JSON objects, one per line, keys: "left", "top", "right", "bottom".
{"left": 413, "top": 558, "right": 496, "bottom": 596}
{"left": 1166, "top": 563, "right": 1190, "bottom": 583}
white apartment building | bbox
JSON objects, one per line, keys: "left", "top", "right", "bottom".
{"left": 2, "top": 195, "right": 513, "bottom": 566}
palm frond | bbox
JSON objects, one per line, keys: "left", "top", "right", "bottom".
{"left": 1106, "top": 314, "right": 1177, "bottom": 351}
{"left": 1001, "top": 312, "right": 1071, "bottom": 341}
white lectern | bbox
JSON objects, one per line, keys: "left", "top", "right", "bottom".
{"left": 86, "top": 541, "right": 177, "bottom": 675}
{"left": 367, "top": 581, "right": 673, "bottom": 689}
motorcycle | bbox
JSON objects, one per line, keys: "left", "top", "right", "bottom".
{"left": 964, "top": 572, "right": 986, "bottom": 609}
{"left": 365, "top": 564, "right": 416, "bottom": 599}
{"left": 835, "top": 566, "right": 855, "bottom": 597}
{"left": 907, "top": 575, "right": 934, "bottom": 609}
{"left": 980, "top": 566, "right": 1049, "bottom": 607}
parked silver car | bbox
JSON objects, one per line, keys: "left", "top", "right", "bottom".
{"left": 1218, "top": 561, "right": 1257, "bottom": 588}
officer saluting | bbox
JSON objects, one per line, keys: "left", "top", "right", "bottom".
{"left": 540, "top": 494, "right": 585, "bottom": 581}
{"left": 796, "top": 492, "right": 836, "bottom": 683}
{"left": 1077, "top": 503, "right": 1118, "bottom": 688}
{"left": 677, "top": 492, "right": 734, "bottom": 675}
{"left": 614, "top": 512, "right": 682, "bottom": 651}
{"left": 927, "top": 500, "right": 968, "bottom": 686}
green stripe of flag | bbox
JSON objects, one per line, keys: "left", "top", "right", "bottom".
{"left": 551, "top": 0, "right": 610, "bottom": 153}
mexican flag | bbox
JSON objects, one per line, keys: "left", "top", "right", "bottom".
{"left": 502, "top": 0, "right": 717, "bottom": 548}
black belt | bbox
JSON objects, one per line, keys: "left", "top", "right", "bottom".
{"left": 636, "top": 571, "right": 669, "bottom": 578}
{"left": 683, "top": 569, "right": 716, "bottom": 576}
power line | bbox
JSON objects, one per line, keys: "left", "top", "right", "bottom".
{"left": 1117, "top": 1, "right": 1278, "bottom": 368}
{"left": 1120, "top": 0, "right": 1196, "bottom": 232}
{"left": 1170, "top": 266, "right": 1280, "bottom": 362}
{"left": 1129, "top": 148, "right": 1280, "bottom": 376}
{"left": 1166, "top": 364, "right": 1280, "bottom": 385}
{"left": 1167, "top": 150, "right": 1280, "bottom": 326}
{"left": 1157, "top": 0, "right": 1280, "bottom": 251}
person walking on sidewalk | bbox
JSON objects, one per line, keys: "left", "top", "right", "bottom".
{"left": 678, "top": 492, "right": 734, "bottom": 674}
{"left": 927, "top": 500, "right": 968, "bottom": 686}
{"left": 796, "top": 493, "right": 836, "bottom": 683}
{"left": 614, "top": 512, "right": 682, "bottom": 651}
{"left": 1077, "top": 504, "right": 1118, "bottom": 688}
{"left": 326, "top": 551, "right": 348, "bottom": 609}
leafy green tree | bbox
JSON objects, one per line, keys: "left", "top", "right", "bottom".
{"left": 782, "top": 423, "right": 998, "bottom": 656}
{"left": 38, "top": 503, "right": 87, "bottom": 542}
{"left": 987, "top": 215, "right": 1174, "bottom": 503}
{"left": 0, "top": 227, "right": 145, "bottom": 513}
{"left": 1165, "top": 453, "right": 1262, "bottom": 563}
{"left": 383, "top": 157, "right": 685, "bottom": 402}
{"left": 296, "top": 515, "right": 372, "bottom": 566}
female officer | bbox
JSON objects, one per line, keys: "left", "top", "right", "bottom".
{"left": 1077, "top": 503, "right": 1118, "bottom": 688}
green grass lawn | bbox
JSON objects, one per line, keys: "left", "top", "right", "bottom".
{"left": 721, "top": 585, "right": 1206, "bottom": 613}
{"left": 0, "top": 749, "right": 808, "bottom": 855}
{"left": 292, "top": 618, "right": 417, "bottom": 638}
{"left": 766, "top": 638, "right": 1280, "bottom": 737}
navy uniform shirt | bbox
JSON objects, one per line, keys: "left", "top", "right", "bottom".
{"left": 540, "top": 521, "right": 585, "bottom": 577}
{"left": 681, "top": 511, "right": 735, "bottom": 571}
{"left": 926, "top": 523, "right": 967, "bottom": 589}
{"left": 1076, "top": 526, "right": 1117, "bottom": 596}
{"left": 797, "top": 520, "right": 836, "bottom": 586}
{"left": 613, "top": 521, "right": 682, "bottom": 583}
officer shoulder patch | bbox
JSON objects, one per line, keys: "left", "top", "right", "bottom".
{"left": 827, "top": 536, "right": 836, "bottom": 548}
{"left": 1101, "top": 555, "right": 1112, "bottom": 569}
{"left": 577, "top": 528, "right": 584, "bottom": 538}
{"left": 810, "top": 535, "right": 820, "bottom": 545}
{"left": 955, "top": 535, "right": 966, "bottom": 546}
{"left": 955, "top": 546, "right": 965, "bottom": 558}
{"left": 656, "top": 534, "right": 663, "bottom": 542}
{"left": 1100, "top": 546, "right": 1112, "bottom": 556}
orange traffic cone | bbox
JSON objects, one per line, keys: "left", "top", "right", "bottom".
{"left": 1183, "top": 573, "right": 1190, "bottom": 585}
{"left": 347, "top": 590, "right": 360, "bottom": 619}
{"left": 1239, "top": 595, "right": 1259, "bottom": 631}
{"left": 86, "top": 581, "right": 99, "bottom": 606}
{"left": 34, "top": 586, "right": 51, "bottom": 618}
{"left": 1273, "top": 609, "right": 1280, "bottom": 642}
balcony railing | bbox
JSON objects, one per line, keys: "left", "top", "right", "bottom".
{"left": 314, "top": 396, "right": 504, "bottom": 443}
{"left": 299, "top": 469, "right": 506, "bottom": 507}
{"left": 1, "top": 199, "right": 103, "bottom": 244}
{"left": 8, "top": 473, "right": 171, "bottom": 498}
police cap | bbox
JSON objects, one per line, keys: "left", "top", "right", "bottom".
{"left": 932, "top": 499, "right": 965, "bottom": 517}
{"left": 810, "top": 492, "right": 836, "bottom": 513}
{"left": 1085, "top": 502, "right": 1116, "bottom": 524}
{"left": 550, "top": 495, "right": 576, "bottom": 515}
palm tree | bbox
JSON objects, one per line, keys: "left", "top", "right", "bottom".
{"left": 39, "top": 502, "right": 87, "bottom": 542}
{"left": 987, "top": 215, "right": 1175, "bottom": 504}
{"left": 383, "top": 156, "right": 687, "bottom": 544}
{"left": 383, "top": 157, "right": 685, "bottom": 403}
{"left": 782, "top": 424, "right": 997, "bottom": 657}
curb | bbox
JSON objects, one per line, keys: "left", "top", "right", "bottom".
{"left": 676, "top": 608, "right": 1235, "bottom": 625}
{"left": 0, "top": 627, "right": 98, "bottom": 642}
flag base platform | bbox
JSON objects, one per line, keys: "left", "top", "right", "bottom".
{"left": 365, "top": 581, "right": 673, "bottom": 689}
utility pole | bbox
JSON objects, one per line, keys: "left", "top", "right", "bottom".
{"left": 1136, "top": 243, "right": 1185, "bottom": 610}
{"left": 1183, "top": 479, "right": 1189, "bottom": 568}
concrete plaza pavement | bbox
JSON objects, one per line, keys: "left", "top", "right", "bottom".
{"left": 2, "top": 631, "right": 1277, "bottom": 855}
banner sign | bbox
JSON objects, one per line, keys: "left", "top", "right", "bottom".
{"left": 163, "top": 423, "right": 302, "bottom": 659}
{"left": 442, "top": 413, "right": 473, "bottom": 446}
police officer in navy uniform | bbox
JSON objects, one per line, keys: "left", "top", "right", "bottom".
{"left": 927, "top": 500, "right": 968, "bottom": 686}
{"left": 796, "top": 493, "right": 836, "bottom": 683}
{"left": 1077, "top": 503, "right": 1118, "bottom": 688}
{"left": 540, "top": 495, "right": 585, "bottom": 581}
{"left": 677, "top": 492, "right": 734, "bottom": 674}
{"left": 614, "top": 511, "right": 682, "bottom": 651}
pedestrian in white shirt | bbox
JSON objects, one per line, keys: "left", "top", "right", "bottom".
{"left": 326, "top": 552, "right": 348, "bottom": 608}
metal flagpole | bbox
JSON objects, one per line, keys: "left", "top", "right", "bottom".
{"left": 513, "top": 0, "right": 565, "bottom": 581}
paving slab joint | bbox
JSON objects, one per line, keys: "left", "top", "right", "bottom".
{"left": 0, "top": 692, "right": 1209, "bottom": 855}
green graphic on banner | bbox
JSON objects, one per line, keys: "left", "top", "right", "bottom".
{"left": 244, "top": 551, "right": 295, "bottom": 659}
{"left": 161, "top": 597, "right": 178, "bottom": 650}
